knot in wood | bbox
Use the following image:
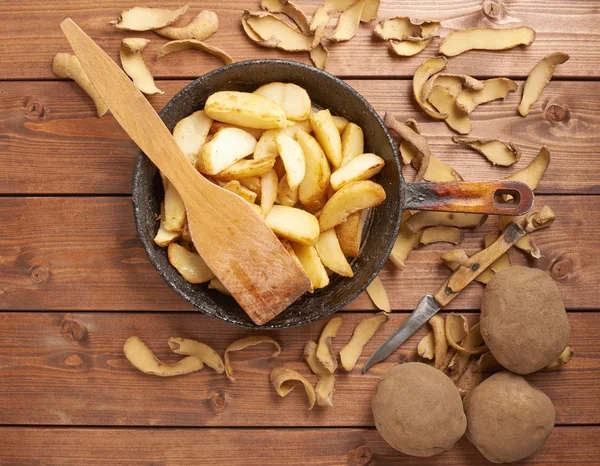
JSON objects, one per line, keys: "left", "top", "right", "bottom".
{"left": 546, "top": 104, "right": 568, "bottom": 122}
{"left": 347, "top": 445, "right": 374, "bottom": 466}
{"left": 60, "top": 314, "right": 88, "bottom": 343}
{"left": 25, "top": 99, "right": 46, "bottom": 118}
{"left": 64, "top": 353, "right": 85, "bottom": 368}
{"left": 211, "top": 392, "right": 225, "bottom": 410}
{"left": 482, "top": 0, "right": 504, "bottom": 19}
{"left": 551, "top": 258, "right": 572, "bottom": 280}
{"left": 30, "top": 265, "right": 49, "bottom": 283}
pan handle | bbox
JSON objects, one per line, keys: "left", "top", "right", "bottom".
{"left": 403, "top": 181, "right": 534, "bottom": 216}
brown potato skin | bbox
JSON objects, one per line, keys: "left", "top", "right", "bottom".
{"left": 465, "top": 371, "right": 555, "bottom": 463}
{"left": 481, "top": 266, "right": 570, "bottom": 374}
{"left": 371, "top": 362, "right": 466, "bottom": 457}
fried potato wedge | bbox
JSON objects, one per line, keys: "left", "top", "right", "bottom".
{"left": 330, "top": 153, "right": 385, "bottom": 191}
{"left": 340, "top": 122, "right": 364, "bottom": 166}
{"left": 366, "top": 275, "right": 391, "bottom": 312}
{"left": 260, "top": 169, "right": 278, "bottom": 214}
{"left": 120, "top": 38, "right": 163, "bottom": 95}
{"left": 123, "top": 336, "right": 203, "bottom": 376}
{"left": 172, "top": 110, "right": 213, "bottom": 165}
{"left": 276, "top": 176, "right": 299, "bottom": 206}
{"left": 162, "top": 175, "right": 186, "bottom": 232}
{"left": 439, "top": 27, "right": 536, "bottom": 57}
{"left": 254, "top": 82, "right": 311, "bottom": 121}
{"left": 205, "top": 91, "right": 287, "bottom": 129}
{"left": 316, "top": 229, "right": 354, "bottom": 277}
{"left": 406, "top": 211, "right": 487, "bottom": 233}
{"left": 254, "top": 120, "right": 312, "bottom": 160}
{"left": 297, "top": 129, "right": 331, "bottom": 212}
{"left": 167, "top": 243, "right": 215, "bottom": 284}
{"left": 221, "top": 180, "right": 257, "bottom": 203}
{"left": 310, "top": 109, "right": 343, "bottom": 168}
{"left": 213, "top": 157, "right": 275, "bottom": 181}
{"left": 427, "top": 85, "right": 472, "bottom": 134}
{"left": 340, "top": 313, "right": 389, "bottom": 371}
{"left": 292, "top": 243, "right": 330, "bottom": 290}
{"left": 452, "top": 136, "right": 521, "bottom": 166}
{"left": 154, "top": 202, "right": 180, "bottom": 247}
{"left": 456, "top": 77, "right": 518, "bottom": 113}
{"left": 413, "top": 57, "right": 449, "bottom": 119}
{"left": 319, "top": 180, "right": 386, "bottom": 231}
{"left": 197, "top": 127, "right": 257, "bottom": 175}
{"left": 336, "top": 209, "right": 368, "bottom": 257}
{"left": 519, "top": 52, "right": 570, "bottom": 116}
{"left": 270, "top": 367, "right": 316, "bottom": 410}
{"left": 332, "top": 115, "right": 349, "bottom": 133}
{"left": 208, "top": 278, "right": 231, "bottom": 295}
{"left": 389, "top": 211, "right": 420, "bottom": 270}
{"left": 210, "top": 121, "right": 264, "bottom": 140}
{"left": 266, "top": 205, "right": 320, "bottom": 245}
{"left": 155, "top": 10, "right": 218, "bottom": 41}
{"left": 276, "top": 135, "right": 306, "bottom": 189}
{"left": 110, "top": 4, "right": 188, "bottom": 31}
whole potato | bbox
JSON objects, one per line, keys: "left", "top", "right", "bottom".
{"left": 465, "top": 371, "right": 555, "bottom": 463}
{"left": 371, "top": 362, "right": 466, "bottom": 457}
{"left": 481, "top": 266, "right": 570, "bottom": 374}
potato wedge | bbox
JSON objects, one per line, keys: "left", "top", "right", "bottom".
{"left": 439, "top": 27, "right": 536, "bottom": 57}
{"left": 316, "top": 229, "right": 354, "bottom": 277}
{"left": 276, "top": 176, "right": 299, "bottom": 206}
{"left": 456, "top": 78, "right": 518, "bottom": 114}
{"left": 167, "top": 243, "right": 215, "bottom": 284}
{"left": 519, "top": 52, "right": 570, "bottom": 116}
{"left": 197, "top": 127, "right": 257, "bottom": 175}
{"left": 266, "top": 205, "right": 320, "bottom": 245}
{"left": 319, "top": 180, "right": 386, "bottom": 231}
{"left": 310, "top": 109, "right": 343, "bottom": 168}
{"left": 239, "top": 176, "right": 261, "bottom": 195}
{"left": 330, "top": 153, "right": 385, "bottom": 191}
{"left": 254, "top": 82, "right": 311, "bottom": 121}
{"left": 427, "top": 85, "right": 472, "bottom": 134}
{"left": 213, "top": 157, "right": 275, "bottom": 181}
{"left": 336, "top": 209, "right": 368, "bottom": 257}
{"left": 172, "top": 110, "right": 213, "bottom": 164}
{"left": 154, "top": 201, "right": 180, "bottom": 247}
{"left": 208, "top": 278, "right": 231, "bottom": 295}
{"left": 292, "top": 243, "right": 330, "bottom": 290}
{"left": 204, "top": 91, "right": 287, "bottom": 129}
{"left": 276, "top": 135, "right": 306, "bottom": 189}
{"left": 162, "top": 175, "right": 186, "bottom": 232}
{"left": 297, "top": 129, "right": 331, "bottom": 212}
{"left": 332, "top": 115, "right": 349, "bottom": 133}
{"left": 260, "top": 169, "right": 279, "bottom": 214}
{"left": 210, "top": 121, "right": 265, "bottom": 140}
{"left": 340, "top": 122, "right": 364, "bottom": 166}
{"left": 220, "top": 180, "right": 257, "bottom": 203}
{"left": 413, "top": 57, "right": 448, "bottom": 120}
{"left": 254, "top": 120, "right": 312, "bottom": 160}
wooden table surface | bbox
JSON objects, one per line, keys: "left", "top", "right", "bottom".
{"left": 1, "top": 1, "right": 599, "bottom": 464}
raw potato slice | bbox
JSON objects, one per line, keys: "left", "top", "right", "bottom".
{"left": 477, "top": 231, "right": 511, "bottom": 284}
{"left": 197, "top": 128, "right": 257, "bottom": 175}
{"left": 172, "top": 110, "right": 213, "bottom": 165}
{"left": 340, "top": 123, "right": 364, "bottom": 166}
{"left": 254, "top": 120, "right": 312, "bottom": 160}
{"left": 332, "top": 115, "right": 349, "bottom": 133}
{"left": 330, "top": 153, "right": 385, "bottom": 190}
{"left": 297, "top": 129, "right": 331, "bottom": 212}
{"left": 366, "top": 275, "right": 391, "bottom": 312}
{"left": 110, "top": 4, "right": 189, "bottom": 31}
{"left": 389, "top": 39, "right": 432, "bottom": 57}
{"left": 221, "top": 180, "right": 257, "bottom": 204}
{"left": 330, "top": 0, "right": 366, "bottom": 42}
{"left": 260, "top": 169, "right": 278, "bottom": 214}
{"left": 213, "top": 157, "right": 275, "bottom": 181}
{"left": 504, "top": 146, "right": 550, "bottom": 190}
{"left": 316, "top": 229, "right": 354, "bottom": 277}
{"left": 360, "top": 0, "right": 380, "bottom": 22}
{"left": 452, "top": 136, "right": 521, "bottom": 167}
{"left": 413, "top": 57, "right": 449, "bottom": 120}
{"left": 304, "top": 340, "right": 335, "bottom": 407}
{"left": 276, "top": 176, "right": 299, "bottom": 206}
{"left": 420, "top": 226, "right": 463, "bottom": 245}
{"left": 270, "top": 367, "right": 316, "bottom": 410}
{"left": 439, "top": 27, "right": 536, "bottom": 57}
{"left": 225, "top": 336, "right": 281, "bottom": 382}
{"left": 310, "top": 44, "right": 329, "bottom": 70}
{"left": 310, "top": 109, "right": 343, "bottom": 168}
{"left": 168, "top": 243, "right": 215, "bottom": 284}
{"left": 208, "top": 278, "right": 231, "bottom": 295}
{"left": 276, "top": 135, "right": 306, "bottom": 189}
{"left": 162, "top": 175, "right": 186, "bottom": 232}
{"left": 340, "top": 313, "right": 389, "bottom": 371}
{"left": 120, "top": 39, "right": 163, "bottom": 95}
{"left": 266, "top": 205, "right": 320, "bottom": 245}
{"left": 456, "top": 78, "right": 518, "bottom": 113}
{"left": 519, "top": 52, "right": 570, "bottom": 116}
{"left": 316, "top": 317, "right": 343, "bottom": 373}
{"left": 210, "top": 121, "right": 265, "bottom": 140}
{"left": 254, "top": 82, "right": 311, "bottom": 121}
{"left": 428, "top": 86, "right": 472, "bottom": 134}
{"left": 389, "top": 211, "right": 421, "bottom": 270}
{"left": 243, "top": 11, "right": 314, "bottom": 51}
{"left": 319, "top": 180, "right": 386, "bottom": 231}
{"left": 123, "top": 336, "right": 204, "bottom": 376}
{"left": 418, "top": 331, "right": 435, "bottom": 360}
{"left": 374, "top": 17, "right": 438, "bottom": 41}
{"left": 157, "top": 39, "right": 234, "bottom": 65}
{"left": 261, "top": 0, "right": 311, "bottom": 34}
{"left": 154, "top": 10, "right": 219, "bottom": 41}
{"left": 52, "top": 53, "right": 108, "bottom": 117}
{"left": 205, "top": 91, "right": 287, "bottom": 129}
{"left": 292, "top": 243, "right": 330, "bottom": 290}
{"left": 168, "top": 337, "right": 224, "bottom": 373}
{"left": 154, "top": 202, "right": 180, "bottom": 247}
{"left": 405, "top": 211, "right": 486, "bottom": 233}
{"left": 336, "top": 209, "right": 367, "bottom": 257}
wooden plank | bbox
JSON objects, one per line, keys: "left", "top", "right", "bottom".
{"left": 1, "top": 426, "right": 599, "bottom": 466}
{"left": 1, "top": 80, "right": 598, "bottom": 194}
{"left": 0, "top": 195, "right": 597, "bottom": 311}
{"left": 0, "top": 1, "right": 598, "bottom": 79}
{"left": 0, "top": 312, "right": 596, "bottom": 426}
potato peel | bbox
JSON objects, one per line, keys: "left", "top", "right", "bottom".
{"left": 154, "top": 10, "right": 219, "bottom": 41}
{"left": 168, "top": 337, "right": 224, "bottom": 373}
{"left": 110, "top": 4, "right": 189, "bottom": 31}
{"left": 406, "top": 211, "right": 487, "bottom": 233}
{"left": 243, "top": 11, "right": 314, "bottom": 51}
{"left": 446, "top": 315, "right": 487, "bottom": 354}
{"left": 329, "top": 0, "right": 366, "bottom": 42}
{"left": 123, "top": 336, "right": 203, "bottom": 377}
{"left": 427, "top": 85, "right": 472, "bottom": 134}
{"left": 417, "top": 331, "right": 435, "bottom": 360}
{"left": 340, "top": 313, "right": 389, "bottom": 371}
{"left": 361, "top": 0, "right": 380, "bottom": 22}
{"left": 447, "top": 323, "right": 483, "bottom": 381}
{"left": 428, "top": 315, "right": 448, "bottom": 369}
{"left": 310, "top": 43, "right": 329, "bottom": 70}
{"left": 456, "top": 78, "right": 518, "bottom": 113}
{"left": 366, "top": 275, "right": 391, "bottom": 313}
{"left": 389, "top": 211, "right": 421, "bottom": 270}
{"left": 420, "top": 226, "right": 463, "bottom": 245}
{"left": 439, "top": 27, "right": 536, "bottom": 57}
{"left": 452, "top": 136, "right": 521, "bottom": 167}
{"left": 120, "top": 38, "right": 163, "bottom": 95}
{"left": 384, "top": 113, "right": 430, "bottom": 181}
{"left": 260, "top": 0, "right": 311, "bottom": 34}
{"left": 374, "top": 17, "right": 439, "bottom": 41}
{"left": 545, "top": 345, "right": 573, "bottom": 371}
{"left": 316, "top": 317, "right": 343, "bottom": 373}
{"left": 270, "top": 367, "right": 317, "bottom": 410}
{"left": 474, "top": 351, "right": 503, "bottom": 372}
{"left": 504, "top": 146, "right": 550, "bottom": 191}
{"left": 157, "top": 39, "right": 234, "bottom": 65}
{"left": 389, "top": 39, "right": 432, "bottom": 57}
{"left": 224, "top": 336, "right": 281, "bottom": 382}
{"left": 519, "top": 52, "right": 570, "bottom": 116}
{"left": 413, "top": 57, "right": 449, "bottom": 120}
{"left": 304, "top": 340, "right": 335, "bottom": 407}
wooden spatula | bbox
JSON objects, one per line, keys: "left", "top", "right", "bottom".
{"left": 60, "top": 18, "right": 310, "bottom": 325}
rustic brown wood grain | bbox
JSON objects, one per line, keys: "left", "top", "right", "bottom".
{"left": 0, "top": 196, "right": 596, "bottom": 311}
{"left": 1, "top": 426, "right": 599, "bottom": 465}
{"left": 0, "top": 312, "right": 596, "bottom": 426}
{"left": 1, "top": 80, "right": 597, "bottom": 194}
{"left": 0, "top": 1, "right": 598, "bottom": 79}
